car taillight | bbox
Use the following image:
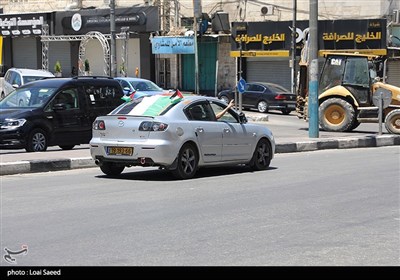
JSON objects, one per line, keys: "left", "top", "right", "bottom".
{"left": 93, "top": 120, "right": 106, "bottom": 130}
{"left": 274, "top": 94, "right": 287, "bottom": 100}
{"left": 139, "top": 121, "right": 168, "bottom": 132}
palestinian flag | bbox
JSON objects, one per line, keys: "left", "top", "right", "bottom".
{"left": 128, "top": 90, "right": 183, "bottom": 116}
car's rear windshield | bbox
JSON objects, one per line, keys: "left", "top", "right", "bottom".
{"left": 111, "top": 95, "right": 182, "bottom": 116}
{"left": 0, "top": 87, "right": 57, "bottom": 108}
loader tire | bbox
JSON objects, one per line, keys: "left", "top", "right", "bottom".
{"left": 319, "top": 98, "right": 356, "bottom": 132}
{"left": 384, "top": 109, "right": 400, "bottom": 135}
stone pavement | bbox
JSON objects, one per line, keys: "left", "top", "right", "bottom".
{"left": 1, "top": 111, "right": 399, "bottom": 175}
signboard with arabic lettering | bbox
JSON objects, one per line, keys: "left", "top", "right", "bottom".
{"left": 0, "top": 13, "right": 50, "bottom": 37}
{"left": 231, "top": 19, "right": 386, "bottom": 57}
{"left": 151, "top": 36, "right": 195, "bottom": 54}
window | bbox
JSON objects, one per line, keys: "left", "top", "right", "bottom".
{"left": 210, "top": 102, "right": 238, "bottom": 123}
{"left": 85, "top": 85, "right": 119, "bottom": 108}
{"left": 343, "top": 57, "right": 369, "bottom": 87}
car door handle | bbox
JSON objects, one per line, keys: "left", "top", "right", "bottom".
{"left": 196, "top": 127, "right": 204, "bottom": 133}
{"left": 223, "top": 128, "right": 230, "bottom": 133}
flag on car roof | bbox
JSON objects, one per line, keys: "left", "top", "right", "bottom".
{"left": 127, "top": 91, "right": 183, "bottom": 116}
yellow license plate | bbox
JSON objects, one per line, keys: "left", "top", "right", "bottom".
{"left": 107, "top": 146, "right": 133, "bottom": 156}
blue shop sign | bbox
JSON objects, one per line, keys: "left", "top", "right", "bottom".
{"left": 151, "top": 36, "right": 195, "bottom": 54}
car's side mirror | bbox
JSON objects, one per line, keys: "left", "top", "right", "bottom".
{"left": 12, "top": 84, "right": 19, "bottom": 89}
{"left": 239, "top": 112, "right": 247, "bottom": 124}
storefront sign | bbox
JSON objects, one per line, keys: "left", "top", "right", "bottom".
{"left": 151, "top": 36, "right": 195, "bottom": 54}
{"left": 0, "top": 13, "right": 49, "bottom": 36}
{"left": 231, "top": 19, "right": 387, "bottom": 57}
{"left": 55, "top": 7, "right": 159, "bottom": 35}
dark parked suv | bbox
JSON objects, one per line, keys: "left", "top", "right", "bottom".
{"left": 0, "top": 76, "right": 125, "bottom": 152}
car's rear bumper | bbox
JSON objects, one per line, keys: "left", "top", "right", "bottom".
{"left": 89, "top": 138, "right": 178, "bottom": 167}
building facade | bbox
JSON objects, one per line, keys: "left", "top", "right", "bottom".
{"left": 1, "top": 0, "right": 399, "bottom": 92}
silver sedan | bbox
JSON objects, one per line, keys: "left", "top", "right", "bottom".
{"left": 90, "top": 94, "right": 275, "bottom": 179}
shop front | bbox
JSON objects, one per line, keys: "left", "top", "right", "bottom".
{"left": 54, "top": 6, "right": 159, "bottom": 79}
{"left": 0, "top": 13, "right": 53, "bottom": 71}
{"left": 231, "top": 19, "right": 388, "bottom": 91}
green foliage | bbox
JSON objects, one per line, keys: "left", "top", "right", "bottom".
{"left": 54, "top": 61, "right": 62, "bottom": 73}
{"left": 84, "top": 59, "right": 90, "bottom": 72}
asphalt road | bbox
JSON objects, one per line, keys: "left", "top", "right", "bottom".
{"left": 1, "top": 147, "right": 399, "bottom": 266}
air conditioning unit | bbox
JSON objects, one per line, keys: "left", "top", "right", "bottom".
{"left": 393, "top": 10, "right": 400, "bottom": 24}
{"left": 261, "top": 5, "right": 274, "bottom": 16}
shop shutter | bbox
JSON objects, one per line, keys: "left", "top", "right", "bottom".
{"left": 12, "top": 37, "right": 38, "bottom": 69}
{"left": 48, "top": 41, "right": 72, "bottom": 77}
{"left": 387, "top": 60, "right": 400, "bottom": 87}
{"left": 246, "top": 58, "right": 291, "bottom": 90}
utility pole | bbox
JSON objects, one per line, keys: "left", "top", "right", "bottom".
{"left": 193, "top": 0, "right": 202, "bottom": 95}
{"left": 308, "top": 0, "right": 319, "bottom": 138}
{"left": 291, "top": 0, "right": 297, "bottom": 95}
{"left": 110, "top": 0, "right": 117, "bottom": 77}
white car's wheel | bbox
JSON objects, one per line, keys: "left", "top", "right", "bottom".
{"left": 250, "top": 138, "right": 272, "bottom": 170}
{"left": 171, "top": 143, "right": 198, "bottom": 179}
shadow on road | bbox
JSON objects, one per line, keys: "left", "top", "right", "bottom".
{"left": 95, "top": 165, "right": 278, "bottom": 181}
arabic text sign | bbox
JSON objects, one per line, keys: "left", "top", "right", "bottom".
{"left": 151, "top": 36, "right": 195, "bottom": 54}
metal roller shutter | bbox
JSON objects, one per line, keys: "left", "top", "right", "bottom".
{"left": 49, "top": 41, "right": 72, "bottom": 77}
{"left": 246, "top": 58, "right": 291, "bottom": 90}
{"left": 387, "top": 60, "right": 400, "bottom": 87}
{"left": 12, "top": 37, "right": 38, "bottom": 68}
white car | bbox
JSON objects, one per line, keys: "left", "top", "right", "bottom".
{"left": 90, "top": 94, "right": 275, "bottom": 179}
{"left": 1, "top": 68, "right": 54, "bottom": 100}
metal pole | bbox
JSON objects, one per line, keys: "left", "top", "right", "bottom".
{"left": 194, "top": 18, "right": 199, "bottom": 94}
{"left": 110, "top": 0, "right": 117, "bottom": 77}
{"left": 308, "top": 0, "right": 319, "bottom": 138}
{"left": 291, "top": 0, "right": 297, "bottom": 95}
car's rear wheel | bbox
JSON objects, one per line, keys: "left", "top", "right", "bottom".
{"left": 281, "top": 109, "right": 292, "bottom": 115}
{"left": 25, "top": 128, "right": 48, "bottom": 152}
{"left": 59, "top": 145, "right": 75, "bottom": 150}
{"left": 100, "top": 162, "right": 125, "bottom": 176}
{"left": 220, "top": 95, "right": 230, "bottom": 104}
{"left": 257, "top": 100, "right": 268, "bottom": 113}
{"left": 171, "top": 143, "right": 198, "bottom": 179}
{"left": 250, "top": 138, "right": 272, "bottom": 170}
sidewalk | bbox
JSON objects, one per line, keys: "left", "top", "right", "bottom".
{"left": 1, "top": 111, "right": 399, "bottom": 175}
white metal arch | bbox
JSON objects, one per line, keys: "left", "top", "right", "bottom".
{"left": 78, "top": 31, "right": 110, "bottom": 76}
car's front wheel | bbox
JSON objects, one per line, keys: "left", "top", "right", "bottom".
{"left": 100, "top": 162, "right": 125, "bottom": 176}
{"left": 25, "top": 128, "right": 48, "bottom": 152}
{"left": 257, "top": 100, "right": 268, "bottom": 113}
{"left": 250, "top": 138, "right": 272, "bottom": 170}
{"left": 171, "top": 143, "right": 198, "bottom": 179}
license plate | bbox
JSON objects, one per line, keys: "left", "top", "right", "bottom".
{"left": 107, "top": 146, "right": 133, "bottom": 156}
{"left": 288, "top": 104, "right": 296, "bottom": 108}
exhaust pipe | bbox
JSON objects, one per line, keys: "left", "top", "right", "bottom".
{"left": 95, "top": 159, "right": 101, "bottom": 166}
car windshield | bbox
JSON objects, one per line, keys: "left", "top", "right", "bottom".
{"left": 110, "top": 95, "right": 182, "bottom": 116}
{"left": 23, "top": 76, "right": 50, "bottom": 84}
{"left": 0, "top": 86, "right": 57, "bottom": 108}
{"left": 129, "top": 80, "right": 163, "bottom": 91}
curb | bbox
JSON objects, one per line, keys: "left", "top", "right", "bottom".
{"left": 1, "top": 134, "right": 399, "bottom": 176}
